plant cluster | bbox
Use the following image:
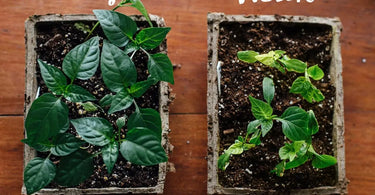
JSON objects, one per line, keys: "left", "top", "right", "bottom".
{"left": 23, "top": 0, "right": 173, "bottom": 194}
{"left": 218, "top": 50, "right": 336, "bottom": 176}
{"left": 238, "top": 50, "right": 325, "bottom": 103}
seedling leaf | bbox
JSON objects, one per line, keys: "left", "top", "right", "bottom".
{"left": 25, "top": 93, "right": 69, "bottom": 144}
{"left": 50, "top": 133, "right": 85, "bottom": 156}
{"left": 101, "top": 40, "right": 137, "bottom": 92}
{"left": 307, "top": 65, "right": 324, "bottom": 80}
{"left": 62, "top": 36, "right": 100, "bottom": 80}
{"left": 71, "top": 117, "right": 113, "bottom": 146}
{"left": 93, "top": 10, "right": 137, "bottom": 47}
{"left": 279, "top": 106, "right": 310, "bottom": 141}
{"left": 262, "top": 77, "right": 275, "bottom": 104}
{"left": 55, "top": 150, "right": 93, "bottom": 187}
{"left": 64, "top": 85, "right": 96, "bottom": 103}
{"left": 24, "top": 157, "right": 55, "bottom": 194}
{"left": 120, "top": 127, "right": 167, "bottom": 166}
{"left": 237, "top": 50, "right": 259, "bottom": 63}
{"left": 147, "top": 53, "right": 174, "bottom": 84}
{"left": 38, "top": 59, "right": 67, "bottom": 95}
{"left": 248, "top": 96, "right": 273, "bottom": 120}
{"left": 102, "top": 142, "right": 119, "bottom": 174}
{"left": 136, "top": 27, "right": 171, "bottom": 50}
{"left": 128, "top": 108, "right": 162, "bottom": 140}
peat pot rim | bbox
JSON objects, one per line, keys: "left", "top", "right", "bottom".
{"left": 207, "top": 13, "right": 347, "bottom": 194}
{"left": 23, "top": 13, "right": 170, "bottom": 194}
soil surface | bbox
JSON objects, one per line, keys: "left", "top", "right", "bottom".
{"left": 217, "top": 20, "right": 337, "bottom": 191}
{"left": 34, "top": 21, "right": 161, "bottom": 188}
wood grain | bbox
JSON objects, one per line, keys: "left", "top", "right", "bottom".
{"left": 164, "top": 114, "right": 207, "bottom": 195}
{"left": 0, "top": 0, "right": 374, "bottom": 194}
{"left": 0, "top": 117, "right": 24, "bottom": 194}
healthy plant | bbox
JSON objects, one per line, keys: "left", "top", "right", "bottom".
{"left": 218, "top": 77, "right": 337, "bottom": 176}
{"left": 237, "top": 50, "right": 325, "bottom": 103}
{"left": 22, "top": 0, "right": 173, "bottom": 194}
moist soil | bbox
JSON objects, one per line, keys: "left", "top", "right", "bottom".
{"left": 217, "top": 20, "right": 337, "bottom": 192}
{"left": 34, "top": 21, "right": 160, "bottom": 188}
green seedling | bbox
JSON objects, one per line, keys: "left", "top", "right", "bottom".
{"left": 23, "top": 0, "right": 173, "bottom": 194}
{"left": 238, "top": 50, "right": 325, "bottom": 103}
{"left": 218, "top": 77, "right": 336, "bottom": 176}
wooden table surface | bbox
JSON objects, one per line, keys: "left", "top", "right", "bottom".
{"left": 0, "top": 0, "right": 374, "bottom": 194}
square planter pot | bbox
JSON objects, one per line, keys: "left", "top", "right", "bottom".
{"left": 23, "top": 14, "right": 170, "bottom": 194}
{"left": 207, "top": 13, "right": 347, "bottom": 194}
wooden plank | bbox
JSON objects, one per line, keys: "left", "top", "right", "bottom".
{"left": 0, "top": 116, "right": 24, "bottom": 195}
{"left": 345, "top": 111, "right": 375, "bottom": 195}
{"left": 165, "top": 114, "right": 207, "bottom": 195}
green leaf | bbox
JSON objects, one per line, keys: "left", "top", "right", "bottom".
{"left": 74, "top": 22, "right": 91, "bottom": 33}
{"left": 262, "top": 77, "right": 275, "bottom": 104}
{"left": 249, "top": 130, "right": 261, "bottom": 145}
{"left": 271, "top": 61, "right": 286, "bottom": 73}
{"left": 247, "top": 120, "right": 261, "bottom": 134}
{"left": 64, "top": 85, "right": 96, "bottom": 103}
{"left": 129, "top": 78, "right": 157, "bottom": 98}
{"left": 226, "top": 142, "right": 244, "bottom": 155}
{"left": 55, "top": 150, "right": 93, "bottom": 187}
{"left": 272, "top": 161, "right": 286, "bottom": 177}
{"left": 148, "top": 53, "right": 174, "bottom": 84}
{"left": 108, "top": 90, "right": 134, "bottom": 114}
{"left": 261, "top": 119, "right": 273, "bottom": 137}
{"left": 99, "top": 94, "right": 114, "bottom": 107}
{"left": 279, "top": 143, "right": 296, "bottom": 161}
{"left": 307, "top": 110, "right": 319, "bottom": 135}
{"left": 218, "top": 151, "right": 231, "bottom": 170}
{"left": 24, "top": 157, "right": 55, "bottom": 194}
{"left": 71, "top": 117, "right": 113, "bottom": 146}
{"left": 307, "top": 65, "right": 324, "bottom": 80}
{"left": 290, "top": 76, "right": 325, "bottom": 103}
{"left": 101, "top": 40, "right": 137, "bottom": 92}
{"left": 237, "top": 50, "right": 259, "bottom": 63}
{"left": 278, "top": 106, "right": 309, "bottom": 141}
{"left": 81, "top": 102, "right": 98, "bottom": 112}
{"left": 285, "top": 155, "right": 309, "bottom": 170}
{"left": 136, "top": 27, "right": 171, "bottom": 50}
{"left": 279, "top": 59, "right": 307, "bottom": 73}
{"left": 25, "top": 93, "right": 69, "bottom": 144}
{"left": 62, "top": 36, "right": 100, "bottom": 80}
{"left": 116, "top": 116, "right": 127, "bottom": 130}
{"left": 21, "top": 139, "right": 51, "bottom": 152}
{"left": 93, "top": 10, "right": 137, "bottom": 47}
{"left": 125, "top": 0, "right": 153, "bottom": 27}
{"left": 128, "top": 108, "right": 162, "bottom": 140}
{"left": 50, "top": 133, "right": 85, "bottom": 156}
{"left": 37, "top": 59, "right": 67, "bottom": 95}
{"left": 124, "top": 41, "right": 140, "bottom": 54}
{"left": 102, "top": 142, "right": 119, "bottom": 174}
{"left": 255, "top": 51, "right": 275, "bottom": 66}
{"left": 120, "top": 128, "right": 167, "bottom": 166}
{"left": 296, "top": 141, "right": 309, "bottom": 157}
{"left": 312, "top": 154, "right": 337, "bottom": 169}
{"left": 248, "top": 96, "right": 273, "bottom": 120}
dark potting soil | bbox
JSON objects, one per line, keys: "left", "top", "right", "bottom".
{"left": 217, "top": 20, "right": 337, "bottom": 191}
{"left": 34, "top": 20, "right": 161, "bottom": 188}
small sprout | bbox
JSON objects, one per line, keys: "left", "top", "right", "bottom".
{"left": 238, "top": 50, "right": 325, "bottom": 103}
{"left": 218, "top": 77, "right": 337, "bottom": 176}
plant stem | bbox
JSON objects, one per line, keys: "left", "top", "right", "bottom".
{"left": 92, "top": 150, "right": 103, "bottom": 157}
{"left": 133, "top": 99, "right": 140, "bottom": 113}
{"left": 130, "top": 50, "right": 137, "bottom": 59}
